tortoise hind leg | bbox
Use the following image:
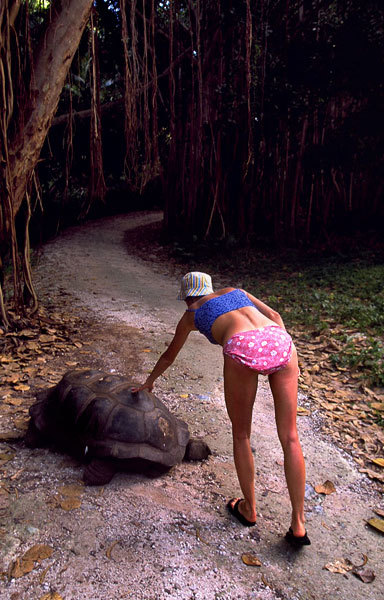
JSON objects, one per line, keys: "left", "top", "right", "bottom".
{"left": 83, "top": 458, "right": 118, "bottom": 486}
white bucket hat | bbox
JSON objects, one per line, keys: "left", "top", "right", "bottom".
{"left": 177, "top": 272, "right": 214, "bottom": 300}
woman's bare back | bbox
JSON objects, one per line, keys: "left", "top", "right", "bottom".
{"left": 187, "top": 287, "right": 280, "bottom": 346}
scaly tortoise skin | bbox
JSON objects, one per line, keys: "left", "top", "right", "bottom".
{"left": 25, "top": 369, "right": 211, "bottom": 485}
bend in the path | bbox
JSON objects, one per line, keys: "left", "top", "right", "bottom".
{"left": 32, "top": 211, "right": 383, "bottom": 600}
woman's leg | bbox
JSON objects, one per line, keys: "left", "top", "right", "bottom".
{"left": 223, "top": 354, "right": 258, "bottom": 523}
{"left": 268, "top": 345, "right": 306, "bottom": 536}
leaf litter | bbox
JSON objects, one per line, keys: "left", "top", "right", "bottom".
{"left": 294, "top": 328, "right": 384, "bottom": 494}
{"left": 0, "top": 304, "right": 93, "bottom": 444}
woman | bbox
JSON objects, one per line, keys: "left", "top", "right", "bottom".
{"left": 134, "top": 271, "right": 310, "bottom": 546}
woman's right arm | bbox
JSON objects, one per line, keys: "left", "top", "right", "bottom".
{"left": 132, "top": 313, "right": 194, "bottom": 392}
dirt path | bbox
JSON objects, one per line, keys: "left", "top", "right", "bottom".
{"left": 1, "top": 212, "right": 382, "bottom": 600}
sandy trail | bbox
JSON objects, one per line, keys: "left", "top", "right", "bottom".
{"left": 1, "top": 211, "right": 382, "bottom": 600}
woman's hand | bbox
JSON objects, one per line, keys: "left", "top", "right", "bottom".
{"left": 131, "top": 380, "right": 154, "bottom": 393}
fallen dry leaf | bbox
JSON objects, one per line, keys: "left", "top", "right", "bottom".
{"left": 371, "top": 458, "right": 384, "bottom": 468}
{"left": 106, "top": 540, "right": 119, "bottom": 559}
{"left": 0, "top": 452, "right": 15, "bottom": 462}
{"left": 352, "top": 566, "right": 375, "bottom": 583}
{"left": 359, "top": 468, "right": 384, "bottom": 483}
{"left": 39, "top": 593, "right": 63, "bottom": 600}
{"left": 17, "top": 329, "right": 36, "bottom": 338}
{"left": 315, "top": 480, "right": 336, "bottom": 495}
{"left": 355, "top": 554, "right": 368, "bottom": 567}
{"left": 195, "top": 529, "right": 210, "bottom": 545}
{"left": 8, "top": 545, "right": 53, "bottom": 579}
{"left": 297, "top": 406, "right": 311, "bottom": 416}
{"left": 374, "top": 508, "right": 384, "bottom": 518}
{"left": 8, "top": 557, "right": 35, "bottom": 579}
{"left": 0, "top": 404, "right": 17, "bottom": 415}
{"left": 5, "top": 374, "right": 21, "bottom": 384}
{"left": 0, "top": 354, "right": 12, "bottom": 362}
{"left": 12, "top": 384, "right": 30, "bottom": 392}
{"left": 5, "top": 398, "right": 24, "bottom": 406}
{"left": 24, "top": 366, "right": 37, "bottom": 376}
{"left": 39, "top": 563, "right": 53, "bottom": 584}
{"left": 23, "top": 545, "right": 53, "bottom": 563}
{"left": 39, "top": 334, "right": 57, "bottom": 343}
{"left": 13, "top": 417, "right": 29, "bottom": 431}
{"left": 25, "top": 341, "right": 39, "bottom": 351}
{"left": 367, "top": 517, "right": 384, "bottom": 534}
{"left": 241, "top": 553, "right": 262, "bottom": 567}
{"left": 323, "top": 558, "right": 353, "bottom": 574}
{"left": 59, "top": 497, "right": 81, "bottom": 511}
{"left": 58, "top": 484, "right": 84, "bottom": 497}
{"left": 0, "top": 431, "right": 25, "bottom": 442}
{"left": 10, "top": 467, "right": 25, "bottom": 480}
{"left": 56, "top": 483, "right": 84, "bottom": 511}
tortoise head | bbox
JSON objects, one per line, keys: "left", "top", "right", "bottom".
{"left": 184, "top": 438, "right": 211, "bottom": 461}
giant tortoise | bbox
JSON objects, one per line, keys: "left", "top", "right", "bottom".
{"left": 25, "top": 369, "right": 211, "bottom": 485}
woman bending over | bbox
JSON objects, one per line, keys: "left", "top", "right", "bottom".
{"left": 135, "top": 272, "right": 310, "bottom": 546}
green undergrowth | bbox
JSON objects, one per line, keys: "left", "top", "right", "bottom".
{"left": 168, "top": 240, "right": 384, "bottom": 389}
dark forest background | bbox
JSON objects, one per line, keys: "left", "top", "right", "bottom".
{"left": 0, "top": 0, "right": 383, "bottom": 323}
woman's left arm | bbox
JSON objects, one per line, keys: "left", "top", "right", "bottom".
{"left": 243, "top": 290, "right": 286, "bottom": 330}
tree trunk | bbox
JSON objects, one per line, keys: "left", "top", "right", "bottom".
{"left": 8, "top": 0, "right": 93, "bottom": 218}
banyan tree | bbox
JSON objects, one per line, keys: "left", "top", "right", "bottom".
{"left": 1, "top": 0, "right": 383, "bottom": 326}
{"left": 0, "top": 0, "right": 95, "bottom": 326}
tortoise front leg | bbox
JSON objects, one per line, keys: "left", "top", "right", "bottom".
{"left": 24, "top": 421, "right": 48, "bottom": 448}
{"left": 83, "top": 458, "right": 118, "bottom": 485}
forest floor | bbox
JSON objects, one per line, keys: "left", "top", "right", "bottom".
{"left": 0, "top": 211, "right": 383, "bottom": 600}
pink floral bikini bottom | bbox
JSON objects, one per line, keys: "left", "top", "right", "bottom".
{"left": 223, "top": 326, "right": 293, "bottom": 375}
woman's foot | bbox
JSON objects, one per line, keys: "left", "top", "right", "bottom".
{"left": 227, "top": 498, "right": 257, "bottom": 527}
{"left": 285, "top": 527, "right": 311, "bottom": 546}
{"left": 290, "top": 517, "right": 306, "bottom": 538}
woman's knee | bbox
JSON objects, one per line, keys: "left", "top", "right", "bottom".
{"left": 231, "top": 426, "right": 252, "bottom": 443}
{"left": 278, "top": 430, "right": 300, "bottom": 451}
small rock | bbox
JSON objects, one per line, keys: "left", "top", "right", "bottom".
{"left": 305, "top": 483, "right": 317, "bottom": 499}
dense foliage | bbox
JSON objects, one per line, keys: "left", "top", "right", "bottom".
{"left": 24, "top": 1, "right": 384, "bottom": 244}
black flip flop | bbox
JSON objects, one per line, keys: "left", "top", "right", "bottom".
{"left": 227, "top": 498, "right": 256, "bottom": 527}
{"left": 285, "top": 527, "right": 311, "bottom": 546}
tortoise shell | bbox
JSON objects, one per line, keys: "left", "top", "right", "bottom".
{"left": 28, "top": 369, "right": 190, "bottom": 467}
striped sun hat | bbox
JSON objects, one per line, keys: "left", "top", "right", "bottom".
{"left": 177, "top": 272, "right": 214, "bottom": 300}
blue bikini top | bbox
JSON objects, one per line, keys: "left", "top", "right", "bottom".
{"left": 186, "top": 289, "right": 256, "bottom": 344}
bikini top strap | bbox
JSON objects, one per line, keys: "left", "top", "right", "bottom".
{"left": 185, "top": 308, "right": 197, "bottom": 312}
